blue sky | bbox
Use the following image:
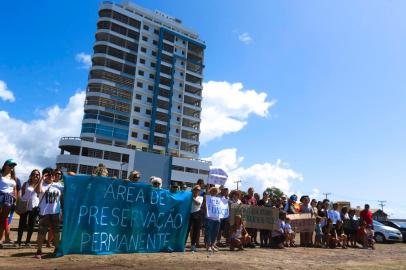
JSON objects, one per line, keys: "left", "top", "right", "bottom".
{"left": 1, "top": 1, "right": 406, "bottom": 217}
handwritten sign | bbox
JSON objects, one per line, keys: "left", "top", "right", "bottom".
{"left": 206, "top": 195, "right": 229, "bottom": 219}
{"left": 58, "top": 175, "right": 192, "bottom": 256}
{"left": 229, "top": 204, "right": 279, "bottom": 230}
{"left": 287, "top": 213, "right": 316, "bottom": 232}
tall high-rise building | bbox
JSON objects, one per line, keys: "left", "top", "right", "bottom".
{"left": 56, "top": 1, "right": 210, "bottom": 187}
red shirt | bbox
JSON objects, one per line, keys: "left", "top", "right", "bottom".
{"left": 243, "top": 195, "right": 257, "bottom": 205}
{"left": 360, "top": 210, "right": 373, "bottom": 225}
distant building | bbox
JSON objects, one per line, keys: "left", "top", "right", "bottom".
{"left": 372, "top": 209, "right": 388, "bottom": 221}
{"left": 56, "top": 1, "right": 210, "bottom": 187}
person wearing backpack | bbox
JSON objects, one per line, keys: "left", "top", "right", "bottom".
{"left": 16, "top": 169, "right": 41, "bottom": 247}
{"left": 34, "top": 167, "right": 63, "bottom": 259}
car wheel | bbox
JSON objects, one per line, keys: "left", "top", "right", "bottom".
{"left": 375, "top": 232, "right": 385, "bottom": 243}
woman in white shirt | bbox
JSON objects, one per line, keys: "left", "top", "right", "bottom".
{"left": 17, "top": 169, "right": 41, "bottom": 247}
{"left": 0, "top": 159, "right": 18, "bottom": 247}
{"left": 187, "top": 185, "right": 203, "bottom": 252}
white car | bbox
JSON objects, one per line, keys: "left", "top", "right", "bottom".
{"left": 373, "top": 220, "right": 403, "bottom": 243}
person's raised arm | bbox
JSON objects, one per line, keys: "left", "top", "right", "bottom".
{"left": 35, "top": 175, "right": 44, "bottom": 194}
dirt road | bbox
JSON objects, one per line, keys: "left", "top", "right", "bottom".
{"left": 0, "top": 243, "right": 405, "bottom": 270}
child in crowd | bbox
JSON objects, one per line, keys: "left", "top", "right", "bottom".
{"left": 366, "top": 224, "right": 375, "bottom": 250}
{"left": 323, "top": 218, "right": 338, "bottom": 248}
{"left": 271, "top": 212, "right": 286, "bottom": 249}
{"left": 314, "top": 216, "right": 323, "bottom": 248}
{"left": 229, "top": 215, "right": 250, "bottom": 251}
{"left": 284, "top": 217, "right": 296, "bottom": 247}
{"left": 348, "top": 209, "right": 359, "bottom": 247}
{"left": 335, "top": 220, "right": 348, "bottom": 249}
{"left": 357, "top": 221, "right": 368, "bottom": 248}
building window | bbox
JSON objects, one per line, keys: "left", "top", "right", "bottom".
{"left": 175, "top": 141, "right": 178, "bottom": 145}
{"left": 142, "top": 36, "right": 148, "bottom": 42}
{"left": 143, "top": 25, "right": 149, "bottom": 31}
{"left": 134, "top": 106, "right": 140, "bottom": 112}
{"left": 148, "top": 85, "right": 154, "bottom": 91}
{"left": 144, "top": 122, "right": 150, "bottom": 127}
{"left": 141, "top": 47, "right": 147, "bottom": 53}
{"left": 177, "top": 117, "right": 180, "bottom": 121}
{"left": 181, "top": 51, "right": 185, "bottom": 55}
{"left": 143, "top": 134, "right": 149, "bottom": 140}
{"left": 146, "top": 109, "right": 151, "bottom": 115}
{"left": 176, "top": 129, "right": 179, "bottom": 133}
{"left": 179, "top": 83, "right": 183, "bottom": 87}
{"left": 154, "top": 29, "right": 159, "bottom": 35}
{"left": 153, "top": 40, "right": 158, "bottom": 46}
{"left": 140, "top": 58, "right": 145, "bottom": 64}
{"left": 131, "top": 132, "right": 138, "bottom": 138}
{"left": 177, "top": 105, "right": 181, "bottom": 110}
{"left": 178, "top": 94, "right": 182, "bottom": 98}
{"left": 181, "top": 61, "right": 184, "bottom": 66}
{"left": 152, "top": 51, "right": 157, "bottom": 57}
{"left": 137, "top": 82, "right": 143, "bottom": 88}
{"left": 138, "top": 70, "right": 144, "bottom": 76}
{"left": 182, "top": 40, "right": 186, "bottom": 45}
{"left": 149, "top": 74, "right": 155, "bottom": 79}
{"left": 147, "top": 97, "right": 152, "bottom": 103}
{"left": 151, "top": 62, "right": 156, "bottom": 68}
{"left": 180, "top": 72, "right": 183, "bottom": 76}
{"left": 133, "top": 119, "right": 139, "bottom": 125}
{"left": 136, "top": 94, "right": 142, "bottom": 100}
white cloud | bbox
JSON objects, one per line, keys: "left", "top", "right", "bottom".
{"left": 201, "top": 81, "right": 275, "bottom": 144}
{"left": 0, "top": 80, "right": 15, "bottom": 102}
{"left": 0, "top": 90, "right": 85, "bottom": 180}
{"left": 238, "top": 32, "right": 253, "bottom": 44}
{"left": 205, "top": 148, "right": 303, "bottom": 195}
{"left": 75, "top": 52, "right": 92, "bottom": 69}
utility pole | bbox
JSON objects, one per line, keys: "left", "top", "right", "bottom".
{"left": 378, "top": 200, "right": 387, "bottom": 212}
{"left": 234, "top": 179, "right": 242, "bottom": 191}
{"left": 323, "top": 192, "right": 331, "bottom": 200}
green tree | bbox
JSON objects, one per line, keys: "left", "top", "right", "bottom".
{"left": 266, "top": 186, "right": 285, "bottom": 201}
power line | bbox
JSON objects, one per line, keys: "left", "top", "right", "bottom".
{"left": 323, "top": 192, "right": 331, "bottom": 200}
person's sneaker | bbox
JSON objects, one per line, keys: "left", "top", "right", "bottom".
{"left": 24, "top": 243, "right": 32, "bottom": 248}
{"left": 211, "top": 246, "right": 219, "bottom": 252}
{"left": 190, "top": 245, "right": 197, "bottom": 252}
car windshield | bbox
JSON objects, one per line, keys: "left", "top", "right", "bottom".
{"left": 373, "top": 220, "right": 384, "bottom": 226}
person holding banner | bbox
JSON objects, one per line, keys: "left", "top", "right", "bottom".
{"left": 188, "top": 185, "right": 203, "bottom": 252}
{"left": 203, "top": 187, "right": 223, "bottom": 252}
{"left": 258, "top": 191, "right": 272, "bottom": 247}
{"left": 299, "top": 195, "right": 313, "bottom": 247}
{"left": 242, "top": 187, "right": 257, "bottom": 247}
{"left": 34, "top": 167, "right": 64, "bottom": 259}
{"left": 216, "top": 187, "right": 230, "bottom": 247}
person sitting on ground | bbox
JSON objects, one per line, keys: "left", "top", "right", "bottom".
{"left": 356, "top": 221, "right": 368, "bottom": 248}
{"left": 335, "top": 220, "right": 348, "bottom": 249}
{"left": 150, "top": 176, "right": 162, "bottom": 188}
{"left": 229, "top": 215, "right": 250, "bottom": 251}
{"left": 284, "top": 217, "right": 296, "bottom": 247}
{"left": 92, "top": 163, "right": 108, "bottom": 177}
{"left": 126, "top": 170, "right": 140, "bottom": 182}
{"left": 271, "top": 211, "right": 286, "bottom": 249}
{"left": 314, "top": 216, "right": 323, "bottom": 248}
{"left": 323, "top": 218, "right": 338, "bottom": 248}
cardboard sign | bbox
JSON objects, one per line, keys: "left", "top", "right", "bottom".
{"left": 229, "top": 204, "right": 279, "bottom": 230}
{"left": 287, "top": 213, "right": 316, "bottom": 232}
{"left": 206, "top": 195, "right": 229, "bottom": 219}
{"left": 206, "top": 168, "right": 228, "bottom": 186}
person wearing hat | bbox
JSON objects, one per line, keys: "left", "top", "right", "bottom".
{"left": 150, "top": 176, "right": 162, "bottom": 188}
{"left": 187, "top": 185, "right": 203, "bottom": 252}
{"left": 0, "top": 159, "right": 18, "bottom": 247}
{"left": 284, "top": 194, "right": 299, "bottom": 214}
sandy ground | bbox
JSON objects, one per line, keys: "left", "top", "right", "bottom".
{"left": 1, "top": 219, "right": 405, "bottom": 270}
{"left": 0, "top": 240, "right": 405, "bottom": 269}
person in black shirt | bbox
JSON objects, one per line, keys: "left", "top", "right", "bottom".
{"left": 335, "top": 220, "right": 348, "bottom": 248}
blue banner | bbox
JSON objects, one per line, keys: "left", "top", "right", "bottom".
{"left": 58, "top": 175, "right": 192, "bottom": 255}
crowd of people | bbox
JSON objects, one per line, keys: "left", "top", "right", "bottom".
{"left": 0, "top": 160, "right": 375, "bottom": 260}
{"left": 187, "top": 183, "right": 376, "bottom": 252}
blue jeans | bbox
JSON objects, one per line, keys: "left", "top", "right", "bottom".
{"left": 205, "top": 218, "right": 220, "bottom": 246}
